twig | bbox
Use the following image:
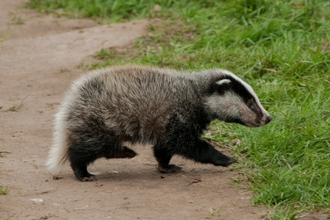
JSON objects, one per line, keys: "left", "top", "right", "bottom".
{"left": 281, "top": 156, "right": 292, "bottom": 169}
{"left": 3, "top": 95, "right": 29, "bottom": 112}
{"left": 0, "top": 151, "right": 11, "bottom": 157}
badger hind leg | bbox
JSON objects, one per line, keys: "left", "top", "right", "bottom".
{"left": 68, "top": 145, "right": 98, "bottom": 182}
{"left": 72, "top": 163, "right": 96, "bottom": 182}
{"left": 69, "top": 140, "right": 137, "bottom": 181}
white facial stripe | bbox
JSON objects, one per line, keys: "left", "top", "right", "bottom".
{"left": 216, "top": 79, "right": 231, "bottom": 86}
{"left": 205, "top": 91, "right": 242, "bottom": 121}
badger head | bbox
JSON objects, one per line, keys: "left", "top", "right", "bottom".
{"left": 204, "top": 70, "right": 272, "bottom": 127}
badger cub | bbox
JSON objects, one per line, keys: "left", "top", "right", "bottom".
{"left": 47, "top": 65, "right": 272, "bottom": 181}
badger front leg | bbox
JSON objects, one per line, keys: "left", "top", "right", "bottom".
{"left": 153, "top": 146, "right": 182, "bottom": 173}
{"left": 153, "top": 135, "right": 237, "bottom": 174}
{"left": 188, "top": 138, "right": 237, "bottom": 166}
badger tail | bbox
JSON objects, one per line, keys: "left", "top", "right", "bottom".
{"left": 46, "top": 112, "right": 70, "bottom": 177}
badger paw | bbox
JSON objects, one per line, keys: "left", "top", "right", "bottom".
{"left": 158, "top": 164, "right": 182, "bottom": 173}
{"left": 74, "top": 169, "right": 97, "bottom": 182}
{"left": 227, "top": 157, "right": 238, "bottom": 165}
{"left": 81, "top": 175, "right": 97, "bottom": 182}
{"left": 218, "top": 156, "right": 238, "bottom": 167}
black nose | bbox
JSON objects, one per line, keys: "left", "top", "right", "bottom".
{"left": 266, "top": 115, "right": 272, "bottom": 124}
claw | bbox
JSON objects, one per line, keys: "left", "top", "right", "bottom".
{"left": 158, "top": 164, "right": 182, "bottom": 173}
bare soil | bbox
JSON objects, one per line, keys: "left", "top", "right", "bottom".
{"left": 1, "top": 1, "right": 325, "bottom": 220}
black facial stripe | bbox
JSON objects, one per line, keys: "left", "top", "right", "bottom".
{"left": 211, "top": 75, "right": 253, "bottom": 101}
{"left": 251, "top": 101, "right": 263, "bottom": 122}
{"left": 215, "top": 75, "right": 264, "bottom": 117}
{"left": 225, "top": 76, "right": 253, "bottom": 102}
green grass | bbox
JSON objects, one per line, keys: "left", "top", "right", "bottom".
{"left": 0, "top": 32, "right": 8, "bottom": 41}
{"left": 11, "top": 16, "right": 25, "bottom": 25}
{"left": 27, "top": 0, "right": 165, "bottom": 22}
{"left": 0, "top": 185, "right": 8, "bottom": 195}
{"left": 27, "top": 0, "right": 330, "bottom": 219}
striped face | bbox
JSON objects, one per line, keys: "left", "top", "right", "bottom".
{"left": 205, "top": 70, "right": 272, "bottom": 127}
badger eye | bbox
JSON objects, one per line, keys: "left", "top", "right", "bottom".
{"left": 247, "top": 100, "right": 254, "bottom": 109}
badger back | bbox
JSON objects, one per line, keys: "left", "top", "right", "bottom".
{"left": 203, "top": 69, "right": 272, "bottom": 127}
{"left": 60, "top": 66, "right": 201, "bottom": 145}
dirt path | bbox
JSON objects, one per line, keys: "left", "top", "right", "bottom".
{"left": 0, "top": 1, "right": 269, "bottom": 219}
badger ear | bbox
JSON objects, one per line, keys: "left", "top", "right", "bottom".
{"left": 213, "top": 78, "right": 232, "bottom": 95}
{"left": 216, "top": 79, "right": 231, "bottom": 86}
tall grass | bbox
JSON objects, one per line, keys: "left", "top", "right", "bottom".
{"left": 28, "top": 0, "right": 330, "bottom": 219}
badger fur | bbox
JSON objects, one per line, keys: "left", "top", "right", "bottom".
{"left": 47, "top": 65, "right": 272, "bottom": 181}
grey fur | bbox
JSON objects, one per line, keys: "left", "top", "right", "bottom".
{"left": 47, "top": 65, "right": 271, "bottom": 181}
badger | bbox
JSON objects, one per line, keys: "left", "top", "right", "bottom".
{"left": 46, "top": 65, "right": 272, "bottom": 181}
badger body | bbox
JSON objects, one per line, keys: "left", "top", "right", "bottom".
{"left": 47, "top": 65, "right": 272, "bottom": 181}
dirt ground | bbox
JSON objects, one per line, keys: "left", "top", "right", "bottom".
{"left": 0, "top": 1, "right": 325, "bottom": 220}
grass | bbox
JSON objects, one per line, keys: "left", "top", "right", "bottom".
{"left": 0, "top": 185, "right": 8, "bottom": 195}
{"left": 27, "top": 0, "right": 164, "bottom": 22}
{"left": 0, "top": 32, "right": 8, "bottom": 41}
{"left": 27, "top": 0, "right": 330, "bottom": 219}
{"left": 11, "top": 16, "right": 25, "bottom": 25}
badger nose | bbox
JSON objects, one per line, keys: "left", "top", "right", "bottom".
{"left": 266, "top": 115, "right": 272, "bottom": 124}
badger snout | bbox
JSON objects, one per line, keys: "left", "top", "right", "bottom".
{"left": 258, "top": 113, "right": 272, "bottom": 126}
{"left": 265, "top": 115, "right": 272, "bottom": 124}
